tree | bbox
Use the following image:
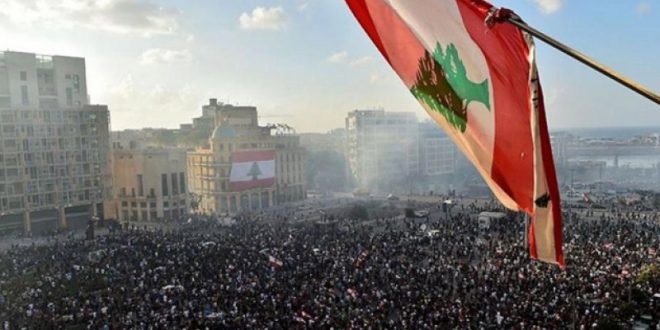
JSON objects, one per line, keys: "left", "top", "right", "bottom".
{"left": 247, "top": 162, "right": 262, "bottom": 180}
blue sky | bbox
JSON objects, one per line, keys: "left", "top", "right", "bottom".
{"left": 0, "top": 0, "right": 657, "bottom": 132}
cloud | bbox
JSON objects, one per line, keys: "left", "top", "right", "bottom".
{"left": 327, "top": 51, "right": 349, "bottom": 64}
{"left": 298, "top": 2, "right": 310, "bottom": 12}
{"left": 0, "top": 0, "right": 179, "bottom": 36}
{"left": 635, "top": 2, "right": 652, "bottom": 14}
{"left": 529, "top": 0, "right": 563, "bottom": 14}
{"left": 327, "top": 52, "right": 373, "bottom": 67}
{"left": 350, "top": 56, "right": 373, "bottom": 67}
{"left": 109, "top": 75, "right": 199, "bottom": 127}
{"left": 139, "top": 48, "right": 192, "bottom": 65}
{"left": 239, "top": 6, "right": 287, "bottom": 30}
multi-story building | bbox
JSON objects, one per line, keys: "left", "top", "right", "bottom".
{"left": 110, "top": 148, "right": 189, "bottom": 224}
{"left": 299, "top": 128, "right": 346, "bottom": 155}
{"left": 418, "top": 121, "right": 456, "bottom": 177}
{"left": 345, "top": 110, "right": 420, "bottom": 191}
{"left": 0, "top": 51, "right": 111, "bottom": 234}
{"left": 188, "top": 104, "right": 305, "bottom": 215}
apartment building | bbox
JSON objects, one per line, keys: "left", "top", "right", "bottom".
{"left": 0, "top": 51, "right": 111, "bottom": 234}
{"left": 345, "top": 110, "right": 420, "bottom": 190}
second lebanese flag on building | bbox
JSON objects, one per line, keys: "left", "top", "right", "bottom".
{"left": 346, "top": 0, "right": 564, "bottom": 266}
{"left": 229, "top": 150, "right": 276, "bottom": 191}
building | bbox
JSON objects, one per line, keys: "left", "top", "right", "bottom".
{"left": 188, "top": 104, "right": 305, "bottom": 214}
{"left": 0, "top": 51, "right": 111, "bottom": 234}
{"left": 110, "top": 148, "right": 189, "bottom": 224}
{"left": 418, "top": 121, "right": 456, "bottom": 177}
{"left": 189, "top": 99, "right": 260, "bottom": 138}
{"left": 111, "top": 129, "right": 143, "bottom": 150}
{"left": 345, "top": 110, "right": 420, "bottom": 191}
{"left": 299, "top": 128, "right": 346, "bottom": 155}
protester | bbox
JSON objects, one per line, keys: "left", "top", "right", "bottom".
{"left": 0, "top": 201, "right": 657, "bottom": 329}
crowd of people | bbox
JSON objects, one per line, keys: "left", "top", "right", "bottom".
{"left": 0, "top": 199, "right": 658, "bottom": 329}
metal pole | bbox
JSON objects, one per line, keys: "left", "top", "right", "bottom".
{"left": 507, "top": 17, "right": 660, "bottom": 105}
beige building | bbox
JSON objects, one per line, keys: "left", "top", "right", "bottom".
{"left": 111, "top": 148, "right": 189, "bottom": 223}
{"left": 188, "top": 104, "right": 305, "bottom": 215}
{"left": 0, "top": 51, "right": 111, "bottom": 234}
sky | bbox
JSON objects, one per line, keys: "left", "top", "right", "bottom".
{"left": 0, "top": 0, "right": 658, "bottom": 133}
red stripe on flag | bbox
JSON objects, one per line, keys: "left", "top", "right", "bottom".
{"left": 456, "top": 0, "right": 535, "bottom": 213}
{"left": 231, "top": 150, "right": 275, "bottom": 162}
{"left": 346, "top": 0, "right": 391, "bottom": 64}
{"left": 229, "top": 178, "right": 275, "bottom": 191}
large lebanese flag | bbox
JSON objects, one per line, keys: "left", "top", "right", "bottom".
{"left": 229, "top": 150, "right": 276, "bottom": 191}
{"left": 346, "top": 0, "right": 564, "bottom": 266}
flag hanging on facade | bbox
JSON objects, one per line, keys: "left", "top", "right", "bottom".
{"left": 268, "top": 255, "right": 283, "bottom": 268}
{"left": 229, "top": 150, "right": 276, "bottom": 191}
{"left": 346, "top": 0, "right": 564, "bottom": 266}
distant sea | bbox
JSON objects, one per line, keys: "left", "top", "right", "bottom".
{"left": 552, "top": 126, "right": 660, "bottom": 140}
{"left": 552, "top": 126, "right": 660, "bottom": 169}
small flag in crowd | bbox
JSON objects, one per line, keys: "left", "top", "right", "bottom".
{"left": 347, "top": 287, "right": 358, "bottom": 299}
{"left": 353, "top": 250, "right": 369, "bottom": 268}
{"left": 649, "top": 247, "right": 657, "bottom": 256}
{"left": 346, "top": 0, "right": 564, "bottom": 267}
{"left": 268, "top": 255, "right": 283, "bottom": 268}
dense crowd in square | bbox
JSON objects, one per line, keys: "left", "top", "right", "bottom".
{"left": 0, "top": 199, "right": 658, "bottom": 329}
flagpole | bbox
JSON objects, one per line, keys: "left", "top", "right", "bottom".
{"left": 506, "top": 17, "right": 660, "bottom": 105}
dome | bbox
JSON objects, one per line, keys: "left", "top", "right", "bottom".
{"left": 211, "top": 124, "right": 238, "bottom": 139}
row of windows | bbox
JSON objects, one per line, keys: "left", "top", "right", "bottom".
{"left": 0, "top": 111, "right": 100, "bottom": 126}
{"left": 120, "top": 200, "right": 187, "bottom": 209}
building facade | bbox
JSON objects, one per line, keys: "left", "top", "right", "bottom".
{"left": 188, "top": 105, "right": 305, "bottom": 215}
{"left": 346, "top": 110, "right": 420, "bottom": 191}
{"left": 0, "top": 51, "right": 111, "bottom": 234}
{"left": 345, "top": 111, "right": 459, "bottom": 193}
{"left": 111, "top": 148, "right": 189, "bottom": 224}
{"left": 418, "top": 121, "right": 456, "bottom": 176}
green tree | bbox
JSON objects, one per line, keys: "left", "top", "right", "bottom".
{"left": 410, "top": 42, "right": 490, "bottom": 132}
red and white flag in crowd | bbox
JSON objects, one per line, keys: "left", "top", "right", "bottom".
{"left": 268, "top": 255, "right": 283, "bottom": 268}
{"left": 229, "top": 150, "right": 276, "bottom": 191}
{"left": 353, "top": 250, "right": 369, "bottom": 268}
{"left": 582, "top": 192, "right": 592, "bottom": 203}
{"left": 346, "top": 0, "right": 564, "bottom": 267}
{"left": 347, "top": 287, "right": 358, "bottom": 299}
{"left": 649, "top": 247, "right": 657, "bottom": 256}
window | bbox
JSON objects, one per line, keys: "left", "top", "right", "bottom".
{"left": 72, "top": 75, "right": 80, "bottom": 92}
{"left": 137, "top": 174, "right": 144, "bottom": 197}
{"left": 179, "top": 172, "right": 185, "bottom": 194}
{"left": 21, "top": 86, "right": 29, "bottom": 105}
{"left": 20, "top": 71, "right": 27, "bottom": 81}
{"left": 65, "top": 88, "right": 73, "bottom": 106}
{"left": 161, "top": 174, "right": 168, "bottom": 196}
{"left": 171, "top": 173, "right": 178, "bottom": 195}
